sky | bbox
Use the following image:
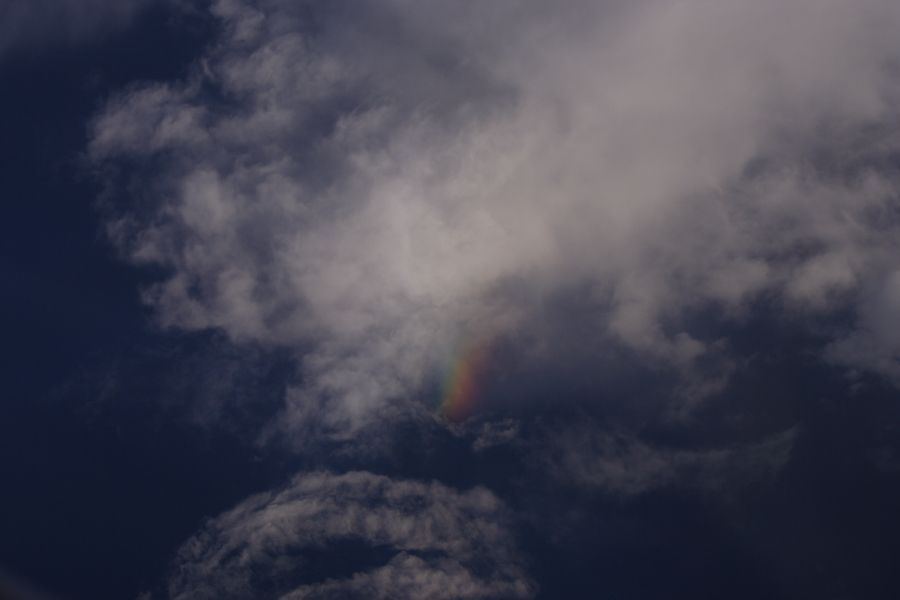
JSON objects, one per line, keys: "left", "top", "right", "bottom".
{"left": 3, "top": 0, "right": 900, "bottom": 598}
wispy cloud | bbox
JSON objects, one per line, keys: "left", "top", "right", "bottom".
{"left": 539, "top": 426, "right": 797, "bottom": 498}
{"left": 0, "top": 0, "right": 161, "bottom": 57}
{"left": 163, "top": 471, "right": 534, "bottom": 599}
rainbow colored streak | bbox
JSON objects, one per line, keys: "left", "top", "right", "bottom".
{"left": 439, "top": 337, "right": 493, "bottom": 423}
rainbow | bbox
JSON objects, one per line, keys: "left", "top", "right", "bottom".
{"left": 438, "top": 336, "right": 494, "bottom": 423}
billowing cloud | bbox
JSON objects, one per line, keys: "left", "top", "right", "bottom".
{"left": 163, "top": 471, "right": 534, "bottom": 599}
{"left": 90, "top": 0, "right": 900, "bottom": 438}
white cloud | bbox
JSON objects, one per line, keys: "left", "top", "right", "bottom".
{"left": 90, "top": 0, "right": 900, "bottom": 437}
{"left": 164, "top": 471, "right": 534, "bottom": 600}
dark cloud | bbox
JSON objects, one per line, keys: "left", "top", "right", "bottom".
{"left": 0, "top": 0, "right": 163, "bottom": 57}
{"left": 539, "top": 426, "right": 796, "bottom": 497}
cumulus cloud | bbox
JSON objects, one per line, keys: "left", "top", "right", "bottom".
{"left": 163, "top": 471, "right": 534, "bottom": 599}
{"left": 0, "top": 0, "right": 160, "bottom": 57}
{"left": 90, "top": 0, "right": 900, "bottom": 437}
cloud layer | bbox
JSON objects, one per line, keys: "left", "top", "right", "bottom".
{"left": 164, "top": 471, "right": 534, "bottom": 599}
{"left": 91, "top": 0, "right": 900, "bottom": 437}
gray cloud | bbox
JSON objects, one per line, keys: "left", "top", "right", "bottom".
{"left": 0, "top": 0, "right": 161, "bottom": 57}
{"left": 164, "top": 471, "right": 534, "bottom": 599}
{"left": 90, "top": 0, "right": 900, "bottom": 437}
{"left": 540, "top": 426, "right": 797, "bottom": 498}
{"left": 827, "top": 269, "right": 900, "bottom": 384}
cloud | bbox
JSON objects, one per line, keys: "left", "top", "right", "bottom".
{"left": 539, "top": 426, "right": 797, "bottom": 498}
{"left": 163, "top": 471, "right": 534, "bottom": 599}
{"left": 0, "top": 0, "right": 160, "bottom": 57}
{"left": 827, "top": 269, "right": 900, "bottom": 384}
{"left": 0, "top": 569, "right": 59, "bottom": 600}
{"left": 90, "top": 0, "right": 900, "bottom": 438}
